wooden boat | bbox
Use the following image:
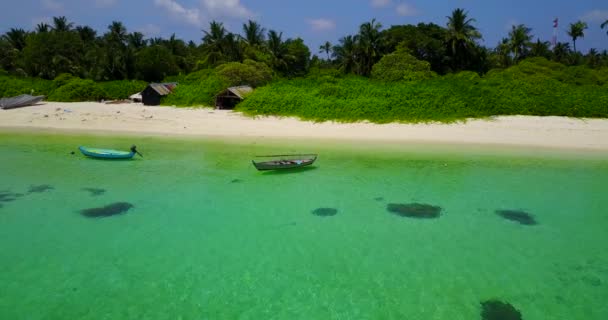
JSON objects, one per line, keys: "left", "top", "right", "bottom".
{"left": 252, "top": 154, "right": 317, "bottom": 171}
{"left": 79, "top": 145, "right": 142, "bottom": 159}
{"left": 0, "top": 94, "right": 45, "bottom": 109}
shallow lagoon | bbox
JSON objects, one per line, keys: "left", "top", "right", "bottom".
{"left": 1, "top": 132, "right": 607, "bottom": 319}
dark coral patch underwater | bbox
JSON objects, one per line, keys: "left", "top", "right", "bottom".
{"left": 481, "top": 299, "right": 523, "bottom": 320}
{"left": 81, "top": 188, "right": 106, "bottom": 196}
{"left": 80, "top": 202, "right": 134, "bottom": 218}
{"left": 387, "top": 203, "right": 442, "bottom": 219}
{"left": 312, "top": 208, "right": 338, "bottom": 217}
{"left": 496, "top": 210, "right": 537, "bottom": 225}
{"left": 28, "top": 184, "right": 54, "bottom": 193}
{"left": 0, "top": 190, "right": 24, "bottom": 203}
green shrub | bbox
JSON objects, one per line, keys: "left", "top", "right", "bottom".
{"left": 47, "top": 78, "right": 104, "bottom": 102}
{"left": 0, "top": 75, "right": 53, "bottom": 97}
{"left": 98, "top": 80, "right": 147, "bottom": 100}
{"left": 371, "top": 51, "right": 435, "bottom": 81}
{"left": 215, "top": 60, "right": 273, "bottom": 87}
{"left": 238, "top": 63, "right": 608, "bottom": 123}
{"left": 161, "top": 73, "right": 228, "bottom": 107}
{"left": 53, "top": 73, "right": 77, "bottom": 88}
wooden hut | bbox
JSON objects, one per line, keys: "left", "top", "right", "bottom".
{"left": 141, "top": 83, "right": 177, "bottom": 106}
{"left": 215, "top": 86, "right": 253, "bottom": 109}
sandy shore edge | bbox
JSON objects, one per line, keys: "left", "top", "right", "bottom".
{"left": 1, "top": 102, "right": 608, "bottom": 151}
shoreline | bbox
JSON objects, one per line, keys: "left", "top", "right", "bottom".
{"left": 1, "top": 101, "right": 608, "bottom": 151}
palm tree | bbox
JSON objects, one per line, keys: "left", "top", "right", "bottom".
{"left": 494, "top": 38, "right": 512, "bottom": 68}
{"left": 267, "top": 30, "right": 285, "bottom": 58}
{"left": 319, "top": 41, "right": 332, "bottom": 60}
{"left": 267, "top": 30, "right": 289, "bottom": 71}
{"left": 52, "top": 16, "right": 74, "bottom": 32}
{"left": 530, "top": 39, "right": 552, "bottom": 59}
{"left": 76, "top": 26, "right": 97, "bottom": 43}
{"left": 202, "top": 21, "right": 227, "bottom": 46}
{"left": 3, "top": 28, "right": 27, "bottom": 51}
{"left": 553, "top": 42, "right": 571, "bottom": 64}
{"left": 242, "top": 20, "right": 265, "bottom": 46}
{"left": 202, "top": 21, "right": 228, "bottom": 65}
{"left": 333, "top": 35, "right": 358, "bottom": 74}
{"left": 357, "top": 18, "right": 384, "bottom": 76}
{"left": 128, "top": 32, "right": 146, "bottom": 49}
{"left": 567, "top": 21, "right": 588, "bottom": 53}
{"left": 602, "top": 20, "right": 608, "bottom": 36}
{"left": 36, "top": 23, "right": 50, "bottom": 33}
{"left": 508, "top": 24, "right": 533, "bottom": 61}
{"left": 107, "top": 21, "right": 127, "bottom": 44}
{"left": 445, "top": 8, "right": 481, "bottom": 70}
{"left": 586, "top": 48, "right": 601, "bottom": 67}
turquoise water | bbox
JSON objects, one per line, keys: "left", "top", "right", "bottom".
{"left": 1, "top": 132, "right": 607, "bottom": 319}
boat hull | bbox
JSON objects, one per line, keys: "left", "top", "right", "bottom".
{"left": 0, "top": 94, "right": 45, "bottom": 110}
{"left": 79, "top": 146, "right": 135, "bottom": 159}
{"left": 252, "top": 158, "right": 316, "bottom": 171}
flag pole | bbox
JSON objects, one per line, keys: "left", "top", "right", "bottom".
{"left": 552, "top": 18, "right": 558, "bottom": 48}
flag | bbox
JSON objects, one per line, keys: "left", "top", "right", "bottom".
{"left": 553, "top": 18, "right": 558, "bottom": 28}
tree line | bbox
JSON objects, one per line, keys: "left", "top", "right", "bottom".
{"left": 1, "top": 9, "right": 607, "bottom": 83}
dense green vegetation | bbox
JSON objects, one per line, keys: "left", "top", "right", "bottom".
{"left": 0, "top": 73, "right": 146, "bottom": 102}
{"left": 238, "top": 58, "right": 608, "bottom": 123}
{"left": 1, "top": 10, "right": 607, "bottom": 122}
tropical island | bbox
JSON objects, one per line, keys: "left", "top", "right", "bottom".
{"left": 2, "top": 5, "right": 608, "bottom": 320}
{"left": 1, "top": 9, "right": 606, "bottom": 124}
{"left": 1, "top": 9, "right": 608, "bottom": 149}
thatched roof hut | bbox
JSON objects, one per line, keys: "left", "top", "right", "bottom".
{"left": 141, "top": 82, "right": 177, "bottom": 106}
{"left": 215, "top": 86, "right": 253, "bottom": 109}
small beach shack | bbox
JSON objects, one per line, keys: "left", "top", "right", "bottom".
{"left": 215, "top": 86, "right": 253, "bottom": 109}
{"left": 141, "top": 83, "right": 177, "bottom": 106}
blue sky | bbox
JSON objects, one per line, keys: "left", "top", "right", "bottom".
{"left": 1, "top": 0, "right": 607, "bottom": 54}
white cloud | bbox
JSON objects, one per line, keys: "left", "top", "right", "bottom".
{"left": 307, "top": 18, "right": 336, "bottom": 31}
{"left": 95, "top": 0, "right": 117, "bottom": 7}
{"left": 581, "top": 9, "right": 608, "bottom": 23}
{"left": 201, "top": 0, "right": 253, "bottom": 19}
{"left": 396, "top": 3, "right": 418, "bottom": 16}
{"left": 42, "top": 0, "right": 64, "bottom": 12}
{"left": 371, "top": 0, "right": 392, "bottom": 8}
{"left": 154, "top": 0, "right": 202, "bottom": 26}
{"left": 138, "top": 24, "right": 161, "bottom": 37}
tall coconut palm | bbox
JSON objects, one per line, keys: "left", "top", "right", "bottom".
{"left": 508, "top": 24, "right": 533, "bottom": 61}
{"left": 128, "top": 32, "right": 146, "bottom": 49}
{"left": 267, "top": 30, "right": 285, "bottom": 58}
{"left": 267, "top": 30, "right": 289, "bottom": 71}
{"left": 553, "top": 42, "right": 571, "bottom": 64}
{"left": 333, "top": 35, "right": 358, "bottom": 74}
{"left": 242, "top": 20, "right": 265, "bottom": 46}
{"left": 530, "top": 39, "right": 552, "bottom": 59}
{"left": 36, "top": 23, "right": 50, "bottom": 33}
{"left": 319, "top": 41, "right": 332, "bottom": 60}
{"left": 76, "top": 26, "right": 97, "bottom": 43}
{"left": 2, "top": 28, "right": 27, "bottom": 51}
{"left": 103, "top": 21, "right": 129, "bottom": 80}
{"left": 445, "top": 8, "right": 482, "bottom": 70}
{"left": 567, "top": 21, "right": 588, "bottom": 52}
{"left": 202, "top": 21, "right": 228, "bottom": 65}
{"left": 494, "top": 38, "right": 512, "bottom": 68}
{"left": 586, "top": 48, "right": 601, "bottom": 67}
{"left": 52, "top": 16, "right": 73, "bottom": 32}
{"left": 602, "top": 20, "right": 608, "bottom": 36}
{"left": 107, "top": 21, "right": 127, "bottom": 44}
{"left": 357, "top": 18, "right": 383, "bottom": 76}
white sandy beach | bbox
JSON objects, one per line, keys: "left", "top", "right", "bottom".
{"left": 1, "top": 101, "right": 608, "bottom": 150}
